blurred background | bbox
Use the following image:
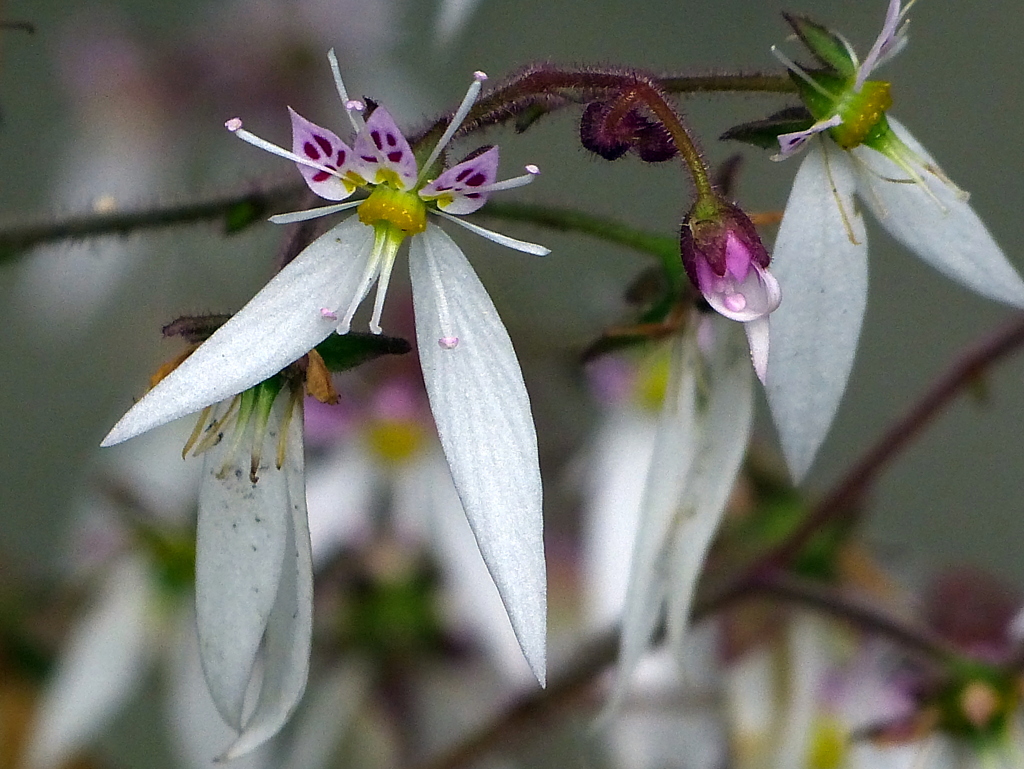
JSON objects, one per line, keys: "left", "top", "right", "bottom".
{"left": 1, "top": 0, "right": 1023, "bottom": 766}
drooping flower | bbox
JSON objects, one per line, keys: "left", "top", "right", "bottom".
{"left": 757, "top": 0, "right": 1024, "bottom": 481}
{"left": 681, "top": 194, "right": 781, "bottom": 384}
{"left": 185, "top": 377, "right": 313, "bottom": 760}
{"left": 614, "top": 318, "right": 754, "bottom": 703}
{"left": 101, "top": 53, "right": 549, "bottom": 694}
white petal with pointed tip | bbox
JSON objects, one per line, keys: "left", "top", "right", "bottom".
{"left": 665, "top": 320, "right": 752, "bottom": 656}
{"left": 409, "top": 224, "right": 547, "bottom": 684}
{"left": 195, "top": 410, "right": 290, "bottom": 730}
{"left": 101, "top": 216, "right": 374, "bottom": 447}
{"left": 24, "top": 557, "right": 156, "bottom": 769}
{"left": 767, "top": 144, "right": 868, "bottom": 483}
{"left": 222, "top": 406, "right": 314, "bottom": 760}
{"left": 853, "top": 117, "right": 1024, "bottom": 309}
{"left": 615, "top": 334, "right": 699, "bottom": 703}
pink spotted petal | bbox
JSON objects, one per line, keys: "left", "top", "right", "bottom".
{"left": 353, "top": 107, "right": 417, "bottom": 191}
{"left": 289, "top": 108, "right": 356, "bottom": 201}
{"left": 420, "top": 146, "right": 499, "bottom": 215}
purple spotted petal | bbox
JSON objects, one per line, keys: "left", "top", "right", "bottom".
{"left": 289, "top": 108, "right": 356, "bottom": 201}
{"left": 353, "top": 107, "right": 418, "bottom": 191}
{"left": 420, "top": 146, "right": 499, "bottom": 215}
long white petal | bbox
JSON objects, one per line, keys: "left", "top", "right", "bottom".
{"left": 408, "top": 224, "right": 547, "bottom": 684}
{"left": 582, "top": 406, "right": 658, "bottom": 627}
{"left": 615, "top": 334, "right": 699, "bottom": 701}
{"left": 666, "top": 320, "right": 753, "bottom": 655}
{"left": 854, "top": 117, "right": 1024, "bottom": 308}
{"left": 767, "top": 144, "right": 868, "bottom": 482}
{"left": 102, "top": 216, "right": 374, "bottom": 446}
{"left": 223, "top": 405, "right": 314, "bottom": 759}
{"left": 195, "top": 399, "right": 292, "bottom": 730}
{"left": 23, "top": 557, "right": 156, "bottom": 769}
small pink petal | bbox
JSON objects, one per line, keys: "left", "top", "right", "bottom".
{"left": 353, "top": 107, "right": 418, "bottom": 191}
{"left": 420, "top": 146, "right": 499, "bottom": 215}
{"left": 289, "top": 107, "right": 355, "bottom": 201}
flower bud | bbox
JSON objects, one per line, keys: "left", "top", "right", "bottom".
{"left": 680, "top": 196, "right": 780, "bottom": 323}
{"left": 580, "top": 101, "right": 677, "bottom": 162}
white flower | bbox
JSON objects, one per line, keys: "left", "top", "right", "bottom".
{"left": 614, "top": 318, "right": 753, "bottom": 701}
{"left": 766, "top": 0, "right": 1024, "bottom": 481}
{"left": 189, "top": 384, "right": 314, "bottom": 760}
{"left": 101, "top": 53, "right": 549, "bottom": 692}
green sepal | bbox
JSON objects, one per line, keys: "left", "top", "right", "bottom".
{"left": 720, "top": 106, "right": 815, "bottom": 149}
{"left": 782, "top": 11, "right": 856, "bottom": 77}
{"left": 315, "top": 331, "right": 412, "bottom": 372}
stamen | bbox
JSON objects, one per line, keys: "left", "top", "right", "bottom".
{"left": 269, "top": 200, "right": 362, "bottom": 224}
{"left": 417, "top": 71, "right": 488, "bottom": 186}
{"left": 770, "top": 46, "right": 838, "bottom": 101}
{"left": 327, "top": 49, "right": 365, "bottom": 134}
{"left": 438, "top": 336, "right": 460, "bottom": 350}
{"left": 182, "top": 404, "right": 214, "bottom": 459}
{"left": 338, "top": 229, "right": 389, "bottom": 333}
{"left": 435, "top": 210, "right": 551, "bottom": 255}
{"left": 368, "top": 241, "right": 400, "bottom": 334}
{"left": 226, "top": 120, "right": 346, "bottom": 180}
{"left": 276, "top": 387, "right": 302, "bottom": 470}
{"left": 320, "top": 308, "right": 338, "bottom": 320}
{"left": 194, "top": 396, "right": 241, "bottom": 455}
{"left": 215, "top": 391, "right": 257, "bottom": 480}
{"left": 821, "top": 141, "right": 862, "bottom": 246}
{"left": 474, "top": 165, "right": 541, "bottom": 193}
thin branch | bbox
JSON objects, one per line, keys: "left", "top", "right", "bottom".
{"left": 745, "top": 571, "right": 964, "bottom": 667}
{"left": 410, "top": 627, "right": 618, "bottom": 769}
{"left": 0, "top": 181, "right": 303, "bottom": 261}
{"left": 773, "top": 312, "right": 1024, "bottom": 570}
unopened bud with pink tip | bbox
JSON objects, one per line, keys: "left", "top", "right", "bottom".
{"left": 680, "top": 195, "right": 781, "bottom": 383}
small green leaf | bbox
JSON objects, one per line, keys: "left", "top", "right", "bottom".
{"left": 720, "top": 106, "right": 815, "bottom": 150}
{"left": 223, "top": 199, "right": 265, "bottom": 233}
{"left": 316, "top": 332, "right": 412, "bottom": 372}
{"left": 782, "top": 12, "right": 857, "bottom": 77}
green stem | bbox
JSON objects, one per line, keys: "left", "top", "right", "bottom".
{"left": 479, "top": 200, "right": 682, "bottom": 284}
{"left": 0, "top": 181, "right": 303, "bottom": 261}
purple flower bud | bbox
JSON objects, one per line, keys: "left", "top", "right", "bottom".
{"left": 579, "top": 101, "right": 677, "bottom": 163}
{"left": 680, "top": 199, "right": 780, "bottom": 323}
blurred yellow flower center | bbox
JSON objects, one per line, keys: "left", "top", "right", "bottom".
{"left": 806, "top": 716, "right": 847, "bottom": 769}
{"left": 368, "top": 419, "right": 426, "bottom": 464}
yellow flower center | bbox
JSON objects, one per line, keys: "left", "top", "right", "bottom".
{"left": 358, "top": 185, "right": 427, "bottom": 235}
{"left": 367, "top": 419, "right": 426, "bottom": 464}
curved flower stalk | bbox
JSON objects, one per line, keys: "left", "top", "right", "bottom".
{"left": 614, "top": 318, "right": 754, "bottom": 703}
{"left": 763, "top": 0, "right": 1024, "bottom": 481}
{"left": 101, "top": 53, "right": 549, "bottom": 688}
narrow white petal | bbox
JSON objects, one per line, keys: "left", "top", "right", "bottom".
{"left": 195, "top": 395, "right": 301, "bottom": 731}
{"left": 615, "top": 334, "right": 699, "bottom": 701}
{"left": 223, "top": 408, "right": 314, "bottom": 759}
{"left": 666, "top": 321, "right": 753, "bottom": 656}
{"left": 24, "top": 558, "right": 155, "bottom": 769}
{"left": 582, "top": 406, "right": 658, "bottom": 627}
{"left": 775, "top": 613, "right": 830, "bottom": 769}
{"left": 854, "top": 117, "right": 1024, "bottom": 308}
{"left": 166, "top": 612, "right": 271, "bottom": 769}
{"left": 102, "top": 216, "right": 374, "bottom": 447}
{"left": 268, "top": 662, "right": 371, "bottom": 769}
{"left": 767, "top": 145, "right": 868, "bottom": 482}
{"left": 408, "top": 225, "right": 547, "bottom": 684}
